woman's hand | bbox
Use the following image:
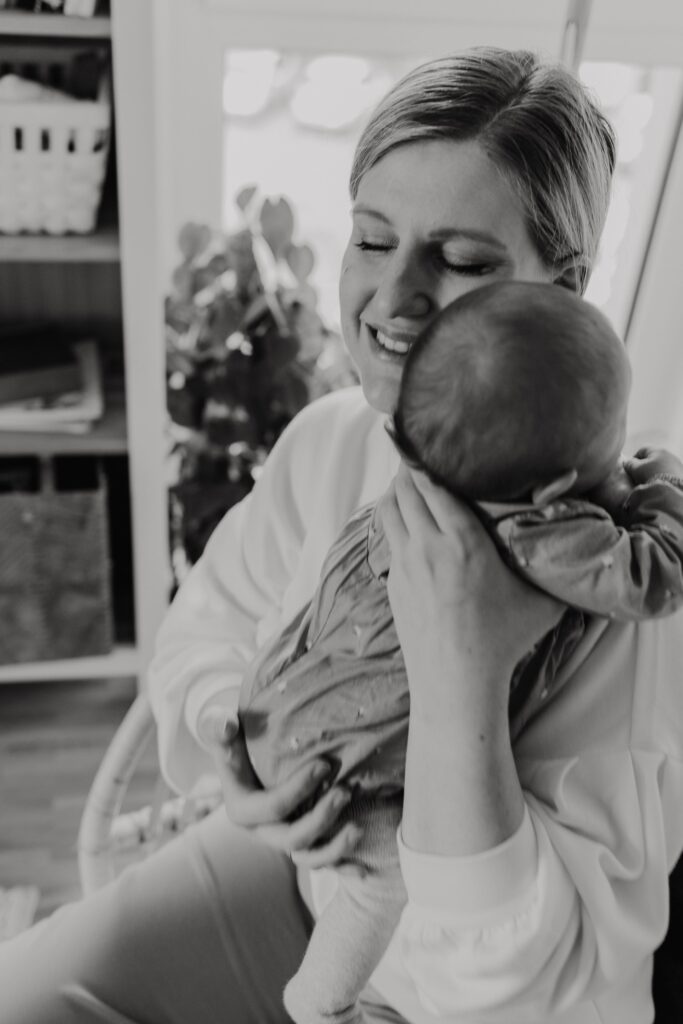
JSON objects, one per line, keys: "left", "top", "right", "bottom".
{"left": 378, "top": 463, "right": 563, "bottom": 721}
{"left": 197, "top": 705, "right": 364, "bottom": 873}
{"left": 379, "top": 464, "right": 563, "bottom": 855}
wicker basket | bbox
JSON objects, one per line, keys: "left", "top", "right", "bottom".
{"left": 0, "top": 43, "right": 111, "bottom": 235}
{"left": 0, "top": 457, "right": 114, "bottom": 664}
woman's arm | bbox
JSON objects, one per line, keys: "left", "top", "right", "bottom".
{"left": 148, "top": 424, "right": 308, "bottom": 796}
{"left": 396, "top": 731, "right": 683, "bottom": 1020}
{"left": 148, "top": 387, "right": 384, "bottom": 864}
{"left": 149, "top": 478, "right": 359, "bottom": 855}
{"left": 379, "top": 465, "right": 562, "bottom": 856}
{"left": 379, "top": 465, "right": 683, "bottom": 1019}
{"left": 147, "top": 389, "right": 373, "bottom": 796}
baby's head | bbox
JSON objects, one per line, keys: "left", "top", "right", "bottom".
{"left": 392, "top": 281, "right": 631, "bottom": 503}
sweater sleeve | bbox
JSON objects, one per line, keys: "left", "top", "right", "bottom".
{"left": 495, "top": 478, "right": 683, "bottom": 620}
{"left": 394, "top": 613, "right": 683, "bottom": 1021}
{"left": 147, "top": 391, "right": 359, "bottom": 795}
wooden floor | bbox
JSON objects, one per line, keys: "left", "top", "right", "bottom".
{"left": 0, "top": 676, "right": 156, "bottom": 920}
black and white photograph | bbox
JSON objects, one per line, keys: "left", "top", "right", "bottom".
{"left": 0, "top": 2, "right": 682, "bottom": 1022}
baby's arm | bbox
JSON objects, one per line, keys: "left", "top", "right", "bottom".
{"left": 496, "top": 448, "right": 683, "bottom": 620}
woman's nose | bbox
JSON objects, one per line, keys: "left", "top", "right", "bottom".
{"left": 370, "top": 254, "right": 433, "bottom": 321}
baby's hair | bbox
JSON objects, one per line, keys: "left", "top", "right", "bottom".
{"left": 392, "top": 282, "right": 631, "bottom": 502}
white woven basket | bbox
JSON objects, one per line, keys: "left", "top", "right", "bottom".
{"left": 0, "top": 44, "right": 111, "bottom": 235}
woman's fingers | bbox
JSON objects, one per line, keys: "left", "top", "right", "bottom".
{"left": 196, "top": 705, "right": 240, "bottom": 748}
{"left": 210, "top": 729, "right": 269, "bottom": 826}
{"left": 392, "top": 462, "right": 440, "bottom": 533}
{"left": 256, "top": 784, "right": 354, "bottom": 856}
{"left": 405, "top": 464, "right": 479, "bottom": 538}
{"left": 282, "top": 784, "right": 352, "bottom": 851}
{"left": 206, "top": 720, "right": 359, "bottom": 862}
{"left": 212, "top": 728, "right": 331, "bottom": 828}
{"left": 290, "top": 821, "right": 364, "bottom": 871}
{"left": 376, "top": 477, "right": 407, "bottom": 548}
{"left": 379, "top": 463, "right": 465, "bottom": 549}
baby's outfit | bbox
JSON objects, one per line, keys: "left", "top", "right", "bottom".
{"left": 239, "top": 475, "right": 683, "bottom": 1024}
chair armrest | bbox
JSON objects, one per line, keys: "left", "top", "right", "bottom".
{"left": 77, "top": 691, "right": 157, "bottom": 895}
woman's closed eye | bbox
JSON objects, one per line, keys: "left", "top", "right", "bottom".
{"left": 354, "top": 239, "right": 395, "bottom": 253}
{"left": 440, "top": 245, "right": 499, "bottom": 276}
{"left": 354, "top": 239, "right": 495, "bottom": 277}
{"left": 439, "top": 258, "right": 494, "bottom": 276}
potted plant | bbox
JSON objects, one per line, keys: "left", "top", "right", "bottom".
{"left": 165, "top": 187, "right": 356, "bottom": 587}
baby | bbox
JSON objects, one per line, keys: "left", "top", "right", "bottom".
{"left": 237, "top": 281, "right": 683, "bottom": 1024}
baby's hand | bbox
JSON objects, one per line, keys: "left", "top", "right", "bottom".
{"left": 585, "top": 461, "right": 634, "bottom": 519}
{"left": 624, "top": 446, "right": 683, "bottom": 486}
{"left": 587, "top": 447, "right": 683, "bottom": 520}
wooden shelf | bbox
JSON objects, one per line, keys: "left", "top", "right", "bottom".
{"left": 0, "top": 389, "right": 127, "bottom": 456}
{"left": 0, "top": 4, "right": 172, "bottom": 686}
{"left": 0, "top": 643, "right": 139, "bottom": 684}
{"left": 0, "top": 227, "right": 120, "bottom": 264}
{"left": 0, "top": 13, "right": 111, "bottom": 39}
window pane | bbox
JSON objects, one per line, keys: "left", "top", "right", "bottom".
{"left": 580, "top": 62, "right": 683, "bottom": 337}
{"left": 221, "top": 50, "right": 421, "bottom": 327}
{"left": 222, "top": 50, "right": 683, "bottom": 338}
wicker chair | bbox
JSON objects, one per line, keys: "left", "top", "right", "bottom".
{"left": 77, "top": 692, "right": 220, "bottom": 895}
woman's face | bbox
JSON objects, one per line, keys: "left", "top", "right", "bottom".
{"left": 340, "top": 138, "right": 554, "bottom": 413}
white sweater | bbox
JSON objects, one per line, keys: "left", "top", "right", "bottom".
{"left": 148, "top": 386, "right": 683, "bottom": 1024}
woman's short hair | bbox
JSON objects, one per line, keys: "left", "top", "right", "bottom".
{"left": 350, "top": 48, "right": 616, "bottom": 294}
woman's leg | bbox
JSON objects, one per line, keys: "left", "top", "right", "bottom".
{"left": 0, "top": 808, "right": 313, "bottom": 1024}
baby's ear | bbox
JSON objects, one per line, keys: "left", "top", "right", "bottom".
{"left": 531, "top": 469, "right": 578, "bottom": 506}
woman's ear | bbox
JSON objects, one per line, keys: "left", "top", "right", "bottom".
{"left": 551, "top": 255, "right": 586, "bottom": 294}
{"left": 531, "top": 469, "right": 578, "bottom": 506}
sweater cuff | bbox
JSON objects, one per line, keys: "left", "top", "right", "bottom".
{"left": 398, "top": 806, "right": 538, "bottom": 921}
{"left": 184, "top": 675, "right": 242, "bottom": 751}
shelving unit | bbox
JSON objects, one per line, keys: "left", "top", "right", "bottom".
{"left": 0, "top": 228, "right": 120, "bottom": 264}
{"left": 0, "top": 2, "right": 170, "bottom": 687}
{"left": 0, "top": 12, "right": 111, "bottom": 39}
{"left": 0, "top": 392, "right": 126, "bottom": 456}
{"left": 0, "top": 644, "right": 139, "bottom": 685}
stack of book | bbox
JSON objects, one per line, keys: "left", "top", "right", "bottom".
{"left": 0, "top": 324, "right": 104, "bottom": 434}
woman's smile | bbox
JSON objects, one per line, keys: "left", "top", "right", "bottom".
{"left": 364, "top": 322, "right": 417, "bottom": 359}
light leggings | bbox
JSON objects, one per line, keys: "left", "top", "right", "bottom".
{"left": 0, "top": 808, "right": 408, "bottom": 1024}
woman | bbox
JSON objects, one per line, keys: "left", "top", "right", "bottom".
{"left": 2, "top": 48, "right": 682, "bottom": 1024}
